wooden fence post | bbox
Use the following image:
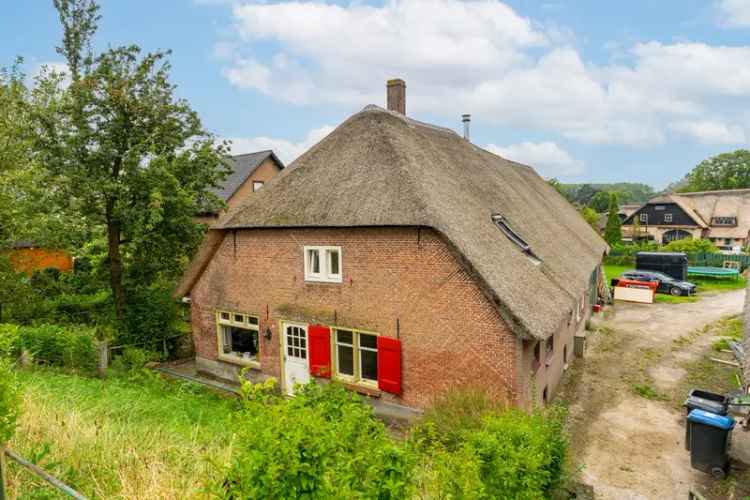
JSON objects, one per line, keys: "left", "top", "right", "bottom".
{"left": 0, "top": 445, "right": 7, "bottom": 500}
{"left": 19, "top": 349, "right": 30, "bottom": 369}
{"left": 97, "top": 340, "right": 108, "bottom": 379}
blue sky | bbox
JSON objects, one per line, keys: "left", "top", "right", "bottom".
{"left": 3, "top": 0, "right": 750, "bottom": 189}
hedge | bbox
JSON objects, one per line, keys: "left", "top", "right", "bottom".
{"left": 0, "top": 323, "right": 98, "bottom": 371}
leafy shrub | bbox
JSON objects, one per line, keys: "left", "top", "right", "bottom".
{"left": 0, "top": 358, "right": 21, "bottom": 444}
{"left": 464, "top": 408, "right": 567, "bottom": 499}
{"left": 411, "top": 387, "right": 507, "bottom": 451}
{"left": 0, "top": 323, "right": 20, "bottom": 358}
{"left": 215, "top": 381, "right": 415, "bottom": 499}
{"left": 120, "top": 284, "right": 181, "bottom": 348}
{"left": 410, "top": 389, "right": 567, "bottom": 499}
{"left": 14, "top": 324, "right": 98, "bottom": 371}
{"left": 663, "top": 238, "right": 718, "bottom": 254}
{"left": 111, "top": 347, "right": 161, "bottom": 373}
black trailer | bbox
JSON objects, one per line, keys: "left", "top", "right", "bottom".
{"left": 635, "top": 251, "right": 688, "bottom": 281}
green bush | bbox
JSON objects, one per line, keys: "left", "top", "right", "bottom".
{"left": 215, "top": 381, "right": 415, "bottom": 499}
{"left": 411, "top": 389, "right": 567, "bottom": 499}
{"left": 9, "top": 324, "right": 98, "bottom": 371}
{"left": 111, "top": 347, "right": 161, "bottom": 373}
{"left": 411, "top": 387, "right": 508, "bottom": 451}
{"left": 0, "top": 323, "right": 20, "bottom": 358}
{"left": 120, "top": 284, "right": 181, "bottom": 348}
{"left": 663, "top": 238, "right": 718, "bottom": 254}
{"left": 0, "top": 358, "right": 21, "bottom": 444}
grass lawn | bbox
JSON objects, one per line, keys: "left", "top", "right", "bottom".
{"left": 6, "top": 368, "right": 240, "bottom": 499}
{"left": 603, "top": 263, "right": 746, "bottom": 303}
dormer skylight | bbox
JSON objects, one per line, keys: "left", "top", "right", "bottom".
{"left": 491, "top": 214, "right": 542, "bottom": 265}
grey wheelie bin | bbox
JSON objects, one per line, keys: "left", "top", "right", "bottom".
{"left": 686, "top": 409, "right": 735, "bottom": 479}
{"left": 684, "top": 389, "right": 728, "bottom": 450}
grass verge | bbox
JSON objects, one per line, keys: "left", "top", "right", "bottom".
{"left": 7, "top": 368, "right": 239, "bottom": 499}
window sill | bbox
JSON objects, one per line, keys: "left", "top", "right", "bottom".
{"left": 218, "top": 353, "right": 261, "bottom": 369}
{"left": 304, "top": 276, "right": 343, "bottom": 284}
{"left": 334, "top": 377, "right": 381, "bottom": 397}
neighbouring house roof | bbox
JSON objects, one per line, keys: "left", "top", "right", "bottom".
{"left": 679, "top": 189, "right": 750, "bottom": 239}
{"left": 178, "top": 106, "right": 607, "bottom": 340}
{"left": 624, "top": 194, "right": 709, "bottom": 228}
{"left": 213, "top": 150, "right": 284, "bottom": 202}
{"left": 618, "top": 204, "right": 641, "bottom": 217}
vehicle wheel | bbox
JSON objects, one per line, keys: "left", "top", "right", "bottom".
{"left": 670, "top": 287, "right": 683, "bottom": 296}
{"left": 710, "top": 466, "right": 726, "bottom": 480}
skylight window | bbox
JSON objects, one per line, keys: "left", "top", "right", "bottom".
{"left": 491, "top": 214, "right": 541, "bottom": 265}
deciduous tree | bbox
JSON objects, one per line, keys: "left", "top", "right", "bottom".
{"left": 33, "top": 0, "right": 229, "bottom": 320}
{"left": 680, "top": 150, "right": 750, "bottom": 192}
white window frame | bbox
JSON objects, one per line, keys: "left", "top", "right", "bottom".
{"left": 664, "top": 213, "right": 672, "bottom": 223}
{"left": 216, "top": 310, "right": 260, "bottom": 368}
{"left": 252, "top": 181, "right": 264, "bottom": 192}
{"left": 333, "top": 328, "right": 379, "bottom": 388}
{"left": 639, "top": 213, "right": 648, "bottom": 223}
{"left": 304, "top": 246, "right": 343, "bottom": 283}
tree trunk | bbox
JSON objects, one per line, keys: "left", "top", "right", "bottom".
{"left": 106, "top": 203, "right": 125, "bottom": 322}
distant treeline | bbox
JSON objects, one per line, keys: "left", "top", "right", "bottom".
{"left": 550, "top": 181, "right": 656, "bottom": 211}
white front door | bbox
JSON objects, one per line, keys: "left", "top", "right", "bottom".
{"left": 283, "top": 322, "right": 310, "bottom": 395}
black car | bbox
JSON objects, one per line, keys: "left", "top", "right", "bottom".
{"left": 619, "top": 270, "right": 697, "bottom": 296}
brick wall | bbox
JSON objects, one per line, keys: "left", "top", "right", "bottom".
{"left": 189, "top": 226, "right": 572, "bottom": 409}
{"left": 7, "top": 248, "right": 74, "bottom": 275}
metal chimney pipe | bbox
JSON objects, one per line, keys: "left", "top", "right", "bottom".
{"left": 462, "top": 114, "right": 471, "bottom": 141}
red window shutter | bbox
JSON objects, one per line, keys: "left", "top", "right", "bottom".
{"left": 308, "top": 324, "right": 332, "bottom": 378}
{"left": 377, "top": 336, "right": 402, "bottom": 395}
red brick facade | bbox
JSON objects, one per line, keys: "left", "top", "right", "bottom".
{"left": 190, "top": 226, "right": 585, "bottom": 409}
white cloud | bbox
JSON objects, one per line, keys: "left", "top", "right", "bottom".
{"left": 227, "top": 125, "right": 335, "bottom": 164}
{"left": 669, "top": 120, "right": 746, "bottom": 144}
{"left": 214, "top": 0, "right": 750, "bottom": 146}
{"left": 718, "top": 0, "right": 750, "bottom": 28}
{"left": 485, "top": 141, "right": 584, "bottom": 177}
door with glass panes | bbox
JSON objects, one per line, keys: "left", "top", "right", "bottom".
{"left": 283, "top": 322, "right": 310, "bottom": 395}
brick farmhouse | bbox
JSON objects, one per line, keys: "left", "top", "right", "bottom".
{"left": 176, "top": 81, "right": 607, "bottom": 410}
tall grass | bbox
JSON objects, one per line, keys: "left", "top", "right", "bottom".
{"left": 6, "top": 368, "right": 239, "bottom": 499}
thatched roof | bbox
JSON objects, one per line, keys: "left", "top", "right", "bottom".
{"left": 181, "top": 106, "right": 607, "bottom": 340}
{"left": 214, "top": 150, "right": 284, "bottom": 202}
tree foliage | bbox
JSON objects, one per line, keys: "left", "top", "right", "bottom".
{"left": 604, "top": 193, "right": 622, "bottom": 246}
{"left": 679, "top": 150, "right": 750, "bottom": 192}
{"left": 662, "top": 238, "right": 718, "bottom": 254}
{"left": 580, "top": 207, "right": 599, "bottom": 229}
{"left": 33, "top": 0, "right": 229, "bottom": 320}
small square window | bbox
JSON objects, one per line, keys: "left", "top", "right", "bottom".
{"left": 640, "top": 213, "right": 648, "bottom": 223}
{"left": 304, "top": 246, "right": 342, "bottom": 283}
{"left": 234, "top": 314, "right": 244, "bottom": 323}
{"left": 252, "top": 181, "right": 264, "bottom": 192}
{"left": 664, "top": 213, "right": 672, "bottom": 223}
{"left": 220, "top": 312, "right": 230, "bottom": 320}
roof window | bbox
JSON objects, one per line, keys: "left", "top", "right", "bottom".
{"left": 491, "top": 214, "right": 542, "bottom": 265}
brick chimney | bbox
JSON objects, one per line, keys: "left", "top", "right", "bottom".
{"left": 387, "top": 79, "right": 406, "bottom": 115}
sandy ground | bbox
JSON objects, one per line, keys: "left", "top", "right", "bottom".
{"left": 558, "top": 289, "right": 746, "bottom": 499}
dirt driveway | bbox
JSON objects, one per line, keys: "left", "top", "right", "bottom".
{"left": 558, "top": 289, "right": 746, "bottom": 499}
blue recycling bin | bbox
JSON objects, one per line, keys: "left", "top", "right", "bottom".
{"left": 686, "top": 409, "right": 735, "bottom": 479}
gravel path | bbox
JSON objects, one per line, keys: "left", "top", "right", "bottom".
{"left": 558, "top": 289, "right": 746, "bottom": 499}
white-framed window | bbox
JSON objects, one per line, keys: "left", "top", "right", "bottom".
{"left": 304, "top": 246, "right": 342, "bottom": 283}
{"left": 252, "top": 181, "right": 264, "bottom": 192}
{"left": 216, "top": 310, "right": 260, "bottom": 365}
{"left": 639, "top": 213, "right": 648, "bottom": 223}
{"left": 664, "top": 213, "right": 673, "bottom": 223}
{"left": 333, "top": 328, "right": 378, "bottom": 385}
